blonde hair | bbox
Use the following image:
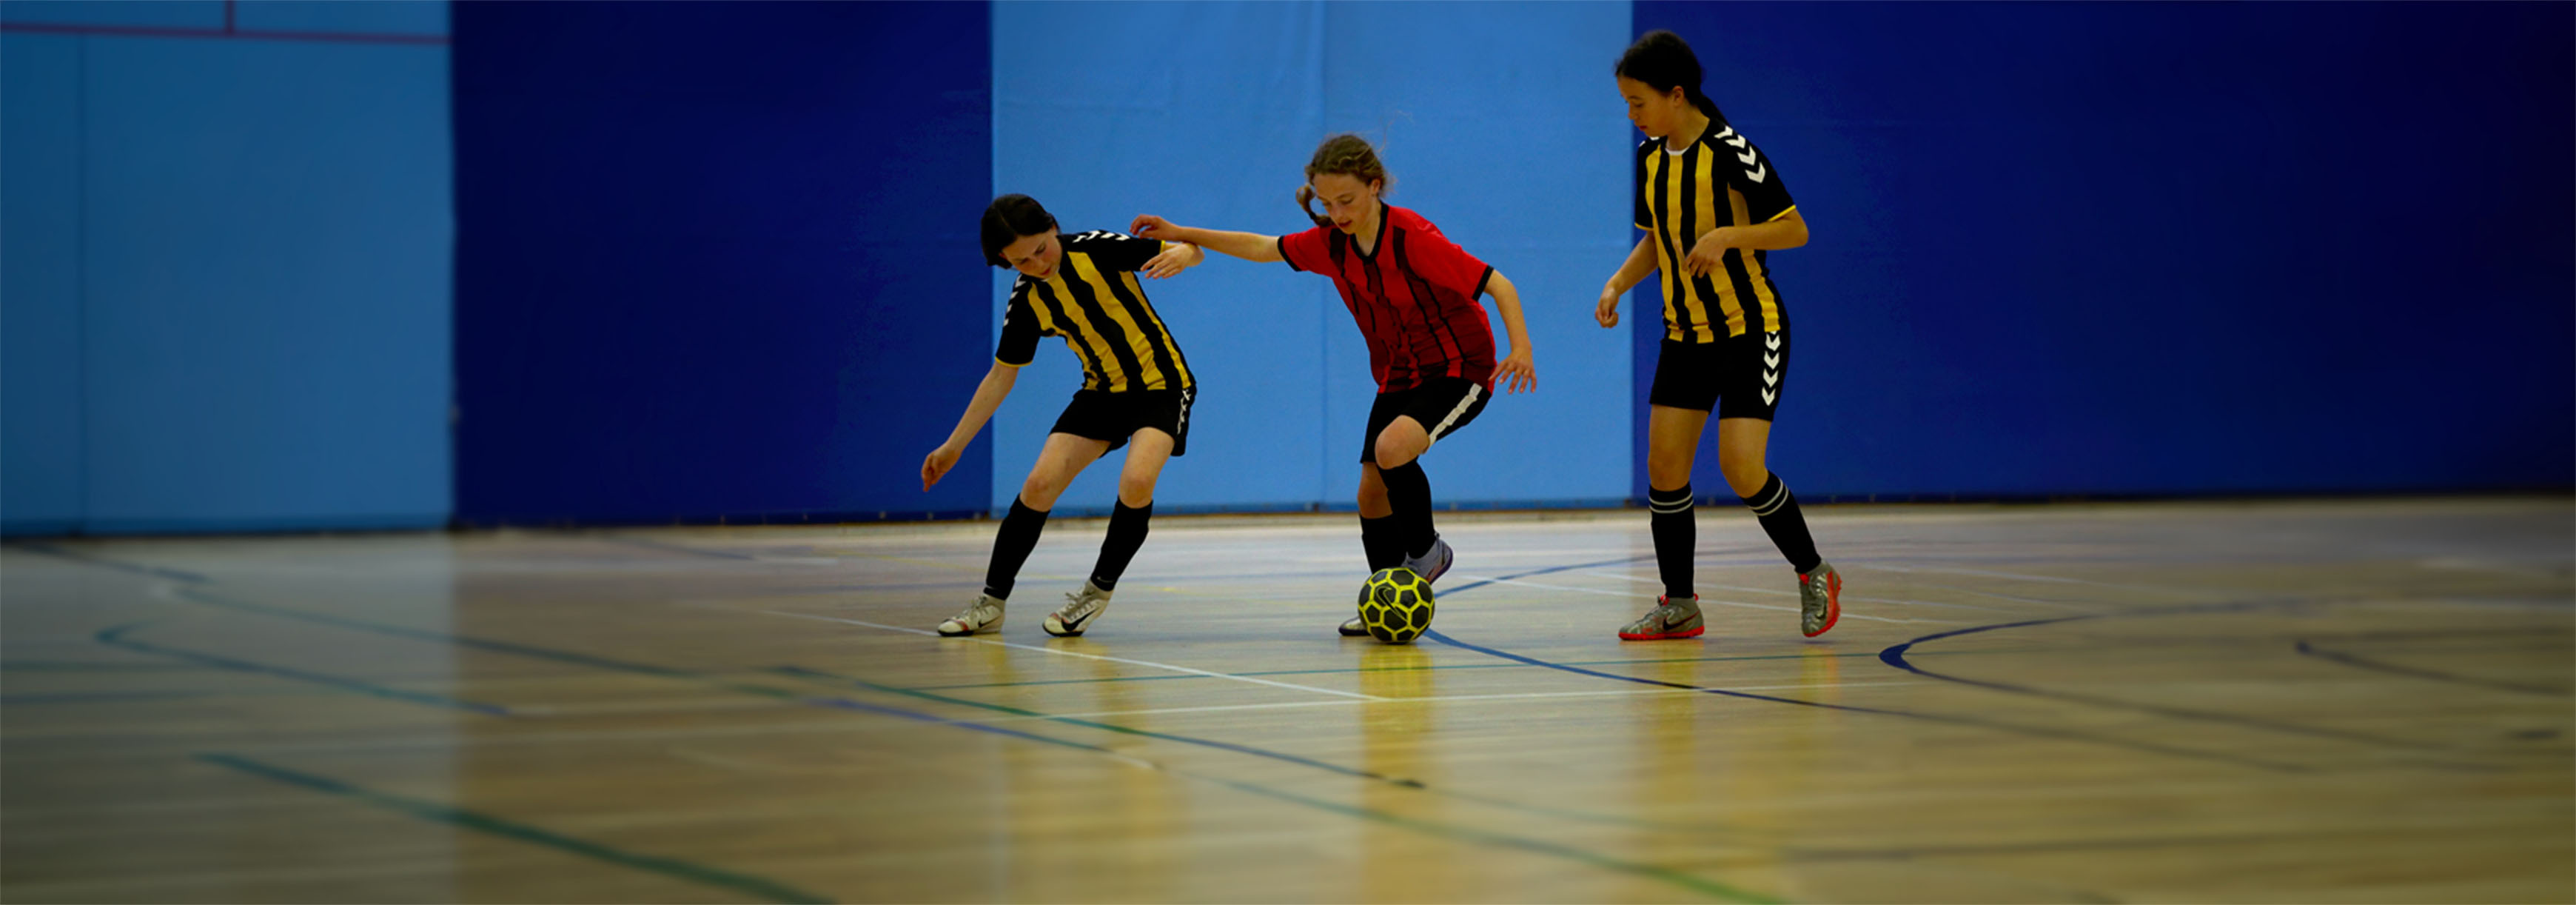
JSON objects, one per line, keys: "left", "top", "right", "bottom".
{"left": 1295, "top": 133, "right": 1392, "bottom": 228}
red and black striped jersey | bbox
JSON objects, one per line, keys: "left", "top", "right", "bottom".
{"left": 1279, "top": 206, "right": 1496, "bottom": 393}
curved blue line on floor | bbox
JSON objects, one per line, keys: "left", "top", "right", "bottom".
{"left": 2294, "top": 638, "right": 2572, "bottom": 698}
{"left": 1427, "top": 558, "right": 2316, "bottom": 773}
{"left": 1877, "top": 600, "right": 2506, "bottom": 761}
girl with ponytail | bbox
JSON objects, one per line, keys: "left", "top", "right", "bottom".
{"left": 1132, "top": 133, "right": 1537, "bottom": 638}
{"left": 1599, "top": 30, "right": 1845, "bottom": 641}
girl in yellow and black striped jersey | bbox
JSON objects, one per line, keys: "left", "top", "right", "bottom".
{"left": 1597, "top": 30, "right": 1843, "bottom": 641}
{"left": 921, "top": 194, "right": 1204, "bottom": 639}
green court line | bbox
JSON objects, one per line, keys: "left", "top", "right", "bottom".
{"left": 195, "top": 753, "right": 833, "bottom": 904}
{"left": 0, "top": 661, "right": 224, "bottom": 672}
{"left": 766, "top": 666, "right": 1777, "bottom": 904}
{"left": 910, "top": 649, "right": 1926, "bottom": 691}
{"left": 769, "top": 665, "right": 1747, "bottom": 837}
{"left": 47, "top": 550, "right": 1777, "bottom": 902}
{"left": 96, "top": 622, "right": 510, "bottom": 716}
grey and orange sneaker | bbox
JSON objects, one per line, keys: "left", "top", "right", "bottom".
{"left": 936, "top": 593, "right": 1004, "bottom": 637}
{"left": 1044, "top": 581, "right": 1110, "bottom": 637}
{"left": 1799, "top": 562, "right": 1842, "bottom": 638}
{"left": 1618, "top": 595, "right": 1704, "bottom": 640}
{"left": 1403, "top": 533, "right": 1455, "bottom": 584}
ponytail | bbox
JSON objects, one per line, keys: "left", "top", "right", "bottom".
{"left": 1616, "top": 30, "right": 1728, "bottom": 123}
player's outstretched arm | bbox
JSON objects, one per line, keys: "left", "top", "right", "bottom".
{"left": 1488, "top": 271, "right": 1537, "bottom": 394}
{"left": 1139, "top": 241, "right": 1205, "bottom": 280}
{"left": 1597, "top": 236, "right": 1659, "bottom": 329}
{"left": 923, "top": 361, "right": 1019, "bottom": 490}
{"left": 1130, "top": 215, "right": 1284, "bottom": 264}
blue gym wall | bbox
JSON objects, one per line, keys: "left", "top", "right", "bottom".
{"left": 1634, "top": 1, "right": 2576, "bottom": 500}
{"left": 449, "top": 1, "right": 993, "bottom": 526}
{"left": 990, "top": 1, "right": 1634, "bottom": 516}
{"left": 5, "top": 2, "right": 2569, "bottom": 535}
{"left": 1, "top": 0, "right": 452, "bottom": 535}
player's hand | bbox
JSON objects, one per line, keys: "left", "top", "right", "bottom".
{"left": 1497, "top": 348, "right": 1536, "bottom": 393}
{"left": 1685, "top": 227, "right": 1734, "bottom": 275}
{"left": 922, "top": 444, "right": 961, "bottom": 490}
{"left": 1129, "top": 214, "right": 1175, "bottom": 240}
{"left": 1595, "top": 286, "right": 1621, "bottom": 329}
{"left": 1141, "top": 241, "right": 1201, "bottom": 279}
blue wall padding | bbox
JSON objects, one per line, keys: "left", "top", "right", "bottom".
{"left": 1633, "top": 1, "right": 2574, "bottom": 498}
{"left": 991, "top": 1, "right": 1634, "bottom": 515}
{"left": 452, "top": 1, "right": 994, "bottom": 524}
{"left": 1, "top": 34, "right": 87, "bottom": 535}
{"left": 0, "top": 3, "right": 454, "bottom": 535}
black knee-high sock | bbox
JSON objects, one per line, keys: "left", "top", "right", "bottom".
{"left": 1742, "top": 473, "right": 1822, "bottom": 574}
{"left": 1089, "top": 499, "right": 1152, "bottom": 591}
{"left": 1358, "top": 514, "right": 1403, "bottom": 572}
{"left": 1648, "top": 484, "right": 1696, "bottom": 600}
{"left": 982, "top": 496, "right": 1050, "bottom": 600}
{"left": 1377, "top": 461, "right": 1435, "bottom": 558}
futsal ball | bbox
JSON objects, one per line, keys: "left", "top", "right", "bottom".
{"left": 1356, "top": 567, "right": 1436, "bottom": 644}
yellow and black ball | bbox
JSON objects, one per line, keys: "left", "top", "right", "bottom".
{"left": 1355, "top": 567, "right": 1436, "bottom": 644}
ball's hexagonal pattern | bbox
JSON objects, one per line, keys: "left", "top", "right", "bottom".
{"left": 1353, "top": 567, "right": 1436, "bottom": 644}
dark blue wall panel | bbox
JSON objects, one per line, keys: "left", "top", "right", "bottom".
{"left": 1634, "top": 1, "right": 2575, "bottom": 498}
{"left": 453, "top": 1, "right": 992, "bottom": 524}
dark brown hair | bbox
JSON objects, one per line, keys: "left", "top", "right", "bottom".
{"left": 1295, "top": 133, "right": 1392, "bottom": 228}
{"left": 979, "top": 194, "right": 1056, "bottom": 267}
{"left": 1617, "top": 30, "right": 1725, "bottom": 121}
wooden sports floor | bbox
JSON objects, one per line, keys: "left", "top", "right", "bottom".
{"left": 4, "top": 497, "right": 2570, "bottom": 904}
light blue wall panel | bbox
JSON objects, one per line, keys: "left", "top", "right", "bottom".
{"left": 990, "top": 0, "right": 1630, "bottom": 515}
{"left": 1316, "top": 1, "right": 1632, "bottom": 507}
{"left": 234, "top": 1, "right": 447, "bottom": 36}
{"left": 78, "top": 37, "right": 452, "bottom": 532}
{"left": 992, "top": 1, "right": 1329, "bottom": 514}
{"left": 1, "top": 34, "right": 87, "bottom": 533}
{"left": 0, "top": 1, "right": 223, "bottom": 29}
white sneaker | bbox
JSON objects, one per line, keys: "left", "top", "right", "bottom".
{"left": 937, "top": 594, "right": 1004, "bottom": 636}
{"left": 1044, "top": 581, "right": 1110, "bottom": 637}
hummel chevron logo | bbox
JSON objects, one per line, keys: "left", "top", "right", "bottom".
{"left": 1762, "top": 387, "right": 1779, "bottom": 404}
{"left": 1737, "top": 148, "right": 1759, "bottom": 166}
{"left": 1764, "top": 352, "right": 1782, "bottom": 369}
{"left": 1744, "top": 163, "right": 1768, "bottom": 183}
{"left": 1763, "top": 368, "right": 1781, "bottom": 387}
{"left": 1764, "top": 331, "right": 1782, "bottom": 350}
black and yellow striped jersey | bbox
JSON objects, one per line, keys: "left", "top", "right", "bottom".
{"left": 995, "top": 230, "right": 1195, "bottom": 393}
{"left": 1635, "top": 122, "right": 1796, "bottom": 343}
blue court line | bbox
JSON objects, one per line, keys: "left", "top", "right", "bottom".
{"left": 0, "top": 661, "right": 221, "bottom": 672}
{"left": 30, "top": 545, "right": 1777, "bottom": 901}
{"left": 770, "top": 664, "right": 1740, "bottom": 836}
{"left": 2294, "top": 638, "right": 2573, "bottom": 698}
{"left": 1429, "top": 557, "right": 2318, "bottom": 774}
{"left": 10, "top": 541, "right": 209, "bottom": 584}
{"left": 95, "top": 622, "right": 511, "bottom": 716}
{"left": 3, "top": 689, "right": 329, "bottom": 705}
{"left": 1879, "top": 603, "right": 2477, "bottom": 755}
{"left": 194, "top": 753, "right": 833, "bottom": 904}
{"left": 750, "top": 673, "right": 1778, "bottom": 903}
{"left": 598, "top": 536, "right": 761, "bottom": 561}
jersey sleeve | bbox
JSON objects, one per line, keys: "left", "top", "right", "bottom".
{"left": 1403, "top": 221, "right": 1495, "bottom": 299}
{"left": 1723, "top": 133, "right": 1796, "bottom": 224}
{"left": 1068, "top": 230, "right": 1163, "bottom": 272}
{"left": 1279, "top": 226, "right": 1333, "bottom": 274}
{"left": 994, "top": 284, "right": 1040, "bottom": 367}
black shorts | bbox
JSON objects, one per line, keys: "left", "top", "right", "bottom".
{"left": 1050, "top": 387, "right": 1193, "bottom": 456}
{"left": 1360, "top": 377, "right": 1490, "bottom": 464}
{"left": 1648, "top": 330, "right": 1789, "bottom": 421}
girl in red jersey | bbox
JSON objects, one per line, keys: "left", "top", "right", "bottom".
{"left": 1132, "top": 134, "right": 1537, "bottom": 636}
